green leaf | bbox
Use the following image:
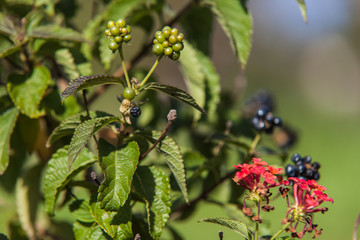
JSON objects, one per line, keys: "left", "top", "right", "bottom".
{"left": 296, "top": 0, "right": 307, "bottom": 23}
{"left": 97, "top": 139, "right": 139, "bottom": 211}
{"left": 90, "top": 195, "right": 133, "bottom": 239}
{"left": 73, "top": 221, "right": 111, "bottom": 240}
{"left": 106, "top": 0, "right": 144, "bottom": 20}
{"left": 68, "top": 116, "right": 119, "bottom": 169}
{"left": 7, "top": 66, "right": 50, "bottom": 118}
{"left": 133, "top": 166, "right": 171, "bottom": 240}
{"left": 198, "top": 217, "right": 253, "bottom": 240}
{"left": 143, "top": 82, "right": 206, "bottom": 115}
{"left": 46, "top": 111, "right": 113, "bottom": 147}
{"left": 81, "top": 15, "right": 103, "bottom": 61}
{"left": 42, "top": 146, "right": 96, "bottom": 216}
{"left": 99, "top": 36, "right": 115, "bottom": 70}
{"left": 29, "top": 25, "right": 86, "bottom": 42}
{"left": 61, "top": 75, "right": 124, "bottom": 101}
{"left": 204, "top": 0, "right": 252, "bottom": 68}
{"left": 0, "top": 35, "right": 20, "bottom": 58}
{"left": 0, "top": 107, "right": 19, "bottom": 174}
{"left": 70, "top": 199, "right": 94, "bottom": 223}
{"left": 55, "top": 48, "right": 80, "bottom": 80}
{"left": 141, "top": 130, "right": 188, "bottom": 203}
{"left": 179, "top": 41, "right": 220, "bottom": 123}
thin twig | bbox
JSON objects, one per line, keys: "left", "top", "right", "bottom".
{"left": 140, "top": 110, "right": 177, "bottom": 159}
{"left": 353, "top": 213, "right": 360, "bottom": 240}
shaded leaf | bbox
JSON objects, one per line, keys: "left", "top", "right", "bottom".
{"left": 29, "top": 25, "right": 86, "bottom": 42}
{"left": 7, "top": 66, "right": 50, "bottom": 118}
{"left": 42, "top": 146, "right": 96, "bottom": 216}
{"left": 47, "top": 111, "right": 112, "bottom": 147}
{"left": 0, "top": 107, "right": 19, "bottom": 174}
{"left": 73, "top": 221, "right": 111, "bottom": 240}
{"left": 81, "top": 15, "right": 103, "bottom": 61}
{"left": 55, "top": 48, "right": 80, "bottom": 80}
{"left": 140, "top": 130, "right": 188, "bottom": 203}
{"left": 143, "top": 82, "right": 206, "bottom": 115}
{"left": 99, "top": 36, "right": 115, "bottom": 70}
{"left": 0, "top": 35, "right": 20, "bottom": 58}
{"left": 0, "top": 234, "right": 10, "bottom": 240}
{"left": 90, "top": 195, "right": 133, "bottom": 239}
{"left": 61, "top": 75, "right": 124, "bottom": 101}
{"left": 133, "top": 166, "right": 171, "bottom": 240}
{"left": 97, "top": 139, "right": 139, "bottom": 211}
{"left": 68, "top": 116, "right": 119, "bottom": 169}
{"left": 204, "top": 0, "right": 252, "bottom": 68}
{"left": 296, "top": 0, "right": 307, "bottom": 23}
{"left": 106, "top": 0, "right": 144, "bottom": 20}
{"left": 198, "top": 217, "right": 253, "bottom": 240}
{"left": 70, "top": 199, "right": 94, "bottom": 223}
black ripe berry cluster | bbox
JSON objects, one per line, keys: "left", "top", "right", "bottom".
{"left": 130, "top": 106, "right": 141, "bottom": 118}
{"left": 285, "top": 153, "right": 321, "bottom": 181}
{"left": 105, "top": 19, "right": 132, "bottom": 52}
{"left": 152, "top": 26, "right": 184, "bottom": 60}
{"left": 251, "top": 108, "right": 282, "bottom": 133}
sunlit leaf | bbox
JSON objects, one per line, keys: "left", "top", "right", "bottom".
{"left": 7, "top": 66, "right": 50, "bottom": 118}
{"left": 42, "top": 146, "right": 96, "bottom": 216}
{"left": 97, "top": 139, "right": 139, "bottom": 211}
{"left": 73, "top": 221, "right": 111, "bottom": 240}
{"left": 133, "top": 166, "right": 171, "bottom": 240}
{"left": 0, "top": 107, "right": 19, "bottom": 174}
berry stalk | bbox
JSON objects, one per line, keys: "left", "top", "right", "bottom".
{"left": 270, "top": 222, "right": 291, "bottom": 240}
{"left": 118, "top": 45, "right": 131, "bottom": 87}
{"left": 138, "top": 55, "right": 163, "bottom": 88}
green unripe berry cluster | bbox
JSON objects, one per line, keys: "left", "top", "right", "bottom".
{"left": 105, "top": 18, "right": 132, "bottom": 52}
{"left": 152, "top": 26, "right": 184, "bottom": 61}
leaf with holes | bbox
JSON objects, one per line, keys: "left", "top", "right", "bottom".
{"left": 46, "top": 111, "right": 113, "bottom": 147}
{"left": 61, "top": 75, "right": 125, "bottom": 101}
{"left": 68, "top": 116, "right": 119, "bottom": 169}
{"left": 0, "top": 107, "right": 18, "bottom": 174}
{"left": 142, "top": 82, "right": 206, "bottom": 115}
{"left": 198, "top": 217, "right": 253, "bottom": 240}
{"left": 7, "top": 66, "right": 50, "bottom": 118}
{"left": 97, "top": 139, "right": 139, "bottom": 211}
{"left": 42, "top": 146, "right": 96, "bottom": 216}
{"left": 29, "top": 25, "right": 86, "bottom": 42}
{"left": 90, "top": 195, "right": 133, "bottom": 239}
{"left": 204, "top": 0, "right": 252, "bottom": 68}
{"left": 133, "top": 166, "right": 171, "bottom": 240}
{"left": 140, "top": 130, "right": 188, "bottom": 203}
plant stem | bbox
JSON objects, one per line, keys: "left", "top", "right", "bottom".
{"left": 118, "top": 45, "right": 131, "bottom": 87}
{"left": 255, "top": 222, "right": 259, "bottom": 240}
{"left": 270, "top": 222, "right": 291, "bottom": 240}
{"left": 138, "top": 55, "right": 162, "bottom": 88}
{"left": 249, "top": 133, "right": 261, "bottom": 156}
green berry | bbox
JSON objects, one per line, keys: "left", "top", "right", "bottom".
{"left": 164, "top": 47, "right": 173, "bottom": 56}
{"left": 171, "top": 28, "right": 178, "bottom": 35}
{"left": 153, "top": 39, "right": 158, "bottom": 44}
{"left": 155, "top": 31, "right": 162, "bottom": 36}
{"left": 123, "top": 34, "right": 131, "bottom": 43}
{"left": 116, "top": 19, "right": 126, "bottom": 28}
{"left": 121, "top": 27, "right": 128, "bottom": 35}
{"left": 105, "top": 29, "right": 111, "bottom": 36}
{"left": 109, "top": 41, "right": 119, "bottom": 51}
{"left": 162, "top": 40, "right": 170, "bottom": 48}
{"left": 114, "top": 36, "right": 123, "bottom": 43}
{"left": 172, "top": 42, "right": 183, "bottom": 52}
{"left": 168, "top": 35, "right": 177, "bottom": 44}
{"left": 162, "top": 29, "right": 171, "bottom": 38}
{"left": 107, "top": 21, "right": 115, "bottom": 28}
{"left": 170, "top": 51, "right": 180, "bottom": 60}
{"left": 155, "top": 34, "right": 166, "bottom": 43}
{"left": 126, "top": 25, "right": 132, "bottom": 34}
{"left": 162, "top": 26, "right": 171, "bottom": 32}
{"left": 123, "top": 87, "right": 135, "bottom": 100}
{"left": 110, "top": 27, "right": 120, "bottom": 36}
{"left": 177, "top": 33, "right": 184, "bottom": 42}
{"left": 152, "top": 43, "right": 164, "bottom": 55}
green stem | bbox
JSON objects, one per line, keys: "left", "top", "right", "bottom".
{"left": 270, "top": 222, "right": 291, "bottom": 240}
{"left": 255, "top": 221, "right": 259, "bottom": 240}
{"left": 138, "top": 55, "right": 162, "bottom": 88}
{"left": 118, "top": 45, "right": 131, "bottom": 87}
{"left": 249, "top": 132, "right": 261, "bottom": 155}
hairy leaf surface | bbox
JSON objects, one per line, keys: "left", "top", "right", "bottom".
{"left": 97, "top": 139, "right": 139, "bottom": 211}
{"left": 43, "top": 147, "right": 96, "bottom": 216}
{"left": 55, "top": 48, "right": 80, "bottom": 80}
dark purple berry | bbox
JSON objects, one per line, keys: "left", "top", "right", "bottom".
{"left": 296, "top": 163, "right": 306, "bottom": 175}
{"left": 265, "top": 112, "right": 274, "bottom": 123}
{"left": 313, "top": 172, "right": 320, "bottom": 181}
{"left": 130, "top": 106, "right": 141, "bottom": 118}
{"left": 303, "top": 155, "right": 312, "bottom": 164}
{"left": 312, "top": 162, "right": 321, "bottom": 170}
{"left": 265, "top": 125, "right": 274, "bottom": 134}
{"left": 273, "top": 117, "right": 282, "bottom": 126}
{"left": 305, "top": 169, "right": 314, "bottom": 179}
{"left": 298, "top": 176, "right": 308, "bottom": 181}
{"left": 256, "top": 108, "right": 269, "bottom": 119}
{"left": 291, "top": 153, "right": 302, "bottom": 164}
{"left": 255, "top": 120, "right": 265, "bottom": 131}
{"left": 285, "top": 164, "right": 296, "bottom": 177}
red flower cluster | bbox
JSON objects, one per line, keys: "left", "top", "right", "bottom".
{"left": 280, "top": 177, "right": 333, "bottom": 239}
{"left": 233, "top": 158, "right": 284, "bottom": 222}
